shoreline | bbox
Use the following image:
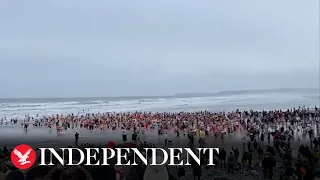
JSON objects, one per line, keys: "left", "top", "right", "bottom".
{"left": 1, "top": 105, "right": 319, "bottom": 122}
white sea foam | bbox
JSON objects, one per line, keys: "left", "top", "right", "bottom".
{"left": 0, "top": 92, "right": 319, "bottom": 120}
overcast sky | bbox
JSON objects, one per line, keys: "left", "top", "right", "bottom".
{"left": 0, "top": 0, "right": 319, "bottom": 98}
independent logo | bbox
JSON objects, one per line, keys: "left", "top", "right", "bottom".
{"left": 10, "top": 144, "right": 36, "bottom": 170}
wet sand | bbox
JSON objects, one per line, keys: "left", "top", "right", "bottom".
{"left": 0, "top": 124, "right": 315, "bottom": 180}
{"left": 0, "top": 124, "right": 311, "bottom": 157}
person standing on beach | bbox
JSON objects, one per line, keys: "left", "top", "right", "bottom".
{"left": 190, "top": 157, "right": 201, "bottom": 180}
{"left": 75, "top": 132, "right": 79, "bottom": 146}
{"left": 219, "top": 148, "right": 226, "bottom": 168}
{"left": 24, "top": 123, "right": 28, "bottom": 131}
{"left": 232, "top": 147, "right": 239, "bottom": 163}
{"left": 227, "top": 152, "right": 234, "bottom": 173}
{"left": 122, "top": 129, "right": 127, "bottom": 142}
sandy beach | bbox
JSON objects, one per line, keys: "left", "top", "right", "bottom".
{"left": 0, "top": 118, "right": 318, "bottom": 180}
{"left": 0, "top": 125, "right": 186, "bottom": 149}
{"left": 0, "top": 123, "right": 311, "bottom": 155}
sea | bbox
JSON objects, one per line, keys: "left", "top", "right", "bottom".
{"left": 0, "top": 89, "right": 319, "bottom": 120}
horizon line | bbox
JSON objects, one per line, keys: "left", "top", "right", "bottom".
{"left": 0, "top": 87, "right": 318, "bottom": 100}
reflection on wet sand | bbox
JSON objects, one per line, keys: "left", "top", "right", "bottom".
{"left": 0, "top": 125, "right": 311, "bottom": 157}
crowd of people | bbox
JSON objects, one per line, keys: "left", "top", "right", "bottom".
{"left": 0, "top": 106, "right": 319, "bottom": 180}
{"left": 2, "top": 106, "right": 318, "bottom": 137}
